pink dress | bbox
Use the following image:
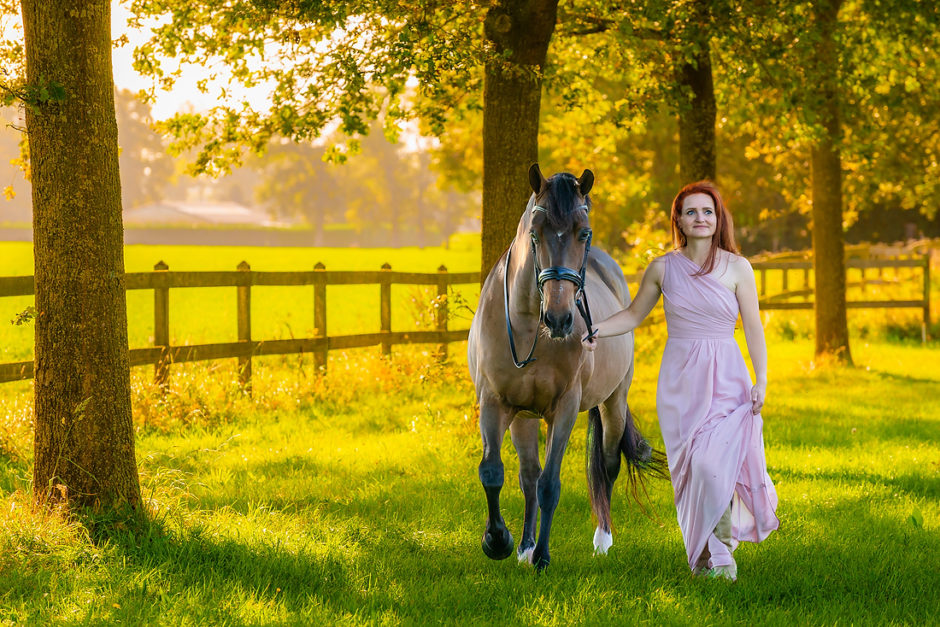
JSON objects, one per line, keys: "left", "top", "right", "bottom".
{"left": 657, "top": 251, "right": 779, "bottom": 570}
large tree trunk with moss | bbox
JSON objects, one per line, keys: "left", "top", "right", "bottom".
{"left": 676, "top": 0, "right": 716, "bottom": 184}
{"left": 480, "top": 0, "right": 559, "bottom": 279}
{"left": 809, "top": 0, "right": 851, "bottom": 363}
{"left": 22, "top": 0, "right": 141, "bottom": 508}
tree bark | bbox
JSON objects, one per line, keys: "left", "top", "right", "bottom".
{"left": 674, "top": 0, "right": 716, "bottom": 184}
{"left": 809, "top": 0, "right": 852, "bottom": 363}
{"left": 481, "top": 0, "right": 559, "bottom": 279}
{"left": 676, "top": 40, "right": 717, "bottom": 183}
{"left": 22, "top": 0, "right": 141, "bottom": 508}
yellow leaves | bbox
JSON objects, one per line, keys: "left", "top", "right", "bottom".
{"left": 903, "top": 76, "right": 921, "bottom": 93}
{"left": 2, "top": 185, "right": 14, "bottom": 200}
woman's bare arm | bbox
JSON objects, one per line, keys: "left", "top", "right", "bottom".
{"left": 582, "top": 258, "right": 664, "bottom": 350}
{"left": 735, "top": 257, "right": 767, "bottom": 414}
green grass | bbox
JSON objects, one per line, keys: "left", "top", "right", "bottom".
{"left": 0, "top": 241, "right": 482, "bottom": 363}
{"left": 1, "top": 336, "right": 939, "bottom": 625}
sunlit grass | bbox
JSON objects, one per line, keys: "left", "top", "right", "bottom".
{"left": 1, "top": 241, "right": 939, "bottom": 622}
{"left": 0, "top": 241, "right": 482, "bottom": 363}
{"left": 1, "top": 337, "right": 938, "bottom": 624}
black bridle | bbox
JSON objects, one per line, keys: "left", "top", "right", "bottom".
{"left": 503, "top": 205, "right": 596, "bottom": 368}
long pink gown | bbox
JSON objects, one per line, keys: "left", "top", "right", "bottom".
{"left": 657, "top": 251, "right": 779, "bottom": 570}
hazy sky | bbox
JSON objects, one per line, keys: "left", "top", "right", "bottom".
{"left": 111, "top": 3, "right": 269, "bottom": 120}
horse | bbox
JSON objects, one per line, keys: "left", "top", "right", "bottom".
{"left": 467, "top": 163, "right": 665, "bottom": 570}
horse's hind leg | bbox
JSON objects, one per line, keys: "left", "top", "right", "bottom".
{"left": 587, "top": 381, "right": 630, "bottom": 555}
{"left": 478, "top": 393, "right": 515, "bottom": 560}
{"left": 510, "top": 416, "right": 541, "bottom": 564}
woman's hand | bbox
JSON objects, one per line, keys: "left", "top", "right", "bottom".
{"left": 750, "top": 381, "right": 766, "bottom": 415}
{"left": 582, "top": 329, "right": 598, "bottom": 352}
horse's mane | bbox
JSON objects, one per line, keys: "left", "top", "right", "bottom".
{"left": 540, "top": 173, "right": 591, "bottom": 232}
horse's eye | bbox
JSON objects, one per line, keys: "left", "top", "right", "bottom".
{"left": 529, "top": 230, "right": 539, "bottom": 244}
{"left": 578, "top": 229, "right": 592, "bottom": 242}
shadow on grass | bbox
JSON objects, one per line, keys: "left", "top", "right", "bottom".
{"left": 868, "top": 369, "right": 940, "bottom": 385}
{"left": 773, "top": 466, "right": 940, "bottom": 499}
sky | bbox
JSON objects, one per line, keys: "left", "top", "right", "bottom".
{"left": 111, "top": 1, "right": 276, "bottom": 120}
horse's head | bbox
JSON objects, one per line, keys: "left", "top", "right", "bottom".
{"left": 526, "top": 163, "right": 594, "bottom": 339}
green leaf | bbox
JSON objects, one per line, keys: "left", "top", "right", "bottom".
{"left": 909, "top": 507, "right": 924, "bottom": 529}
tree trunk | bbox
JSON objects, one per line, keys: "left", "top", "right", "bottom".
{"left": 676, "top": 0, "right": 716, "bottom": 183}
{"left": 809, "top": 0, "right": 852, "bottom": 363}
{"left": 676, "top": 42, "right": 717, "bottom": 183}
{"left": 481, "top": 0, "right": 559, "bottom": 279}
{"left": 22, "top": 0, "right": 141, "bottom": 508}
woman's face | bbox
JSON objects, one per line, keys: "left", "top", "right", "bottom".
{"left": 678, "top": 193, "right": 717, "bottom": 241}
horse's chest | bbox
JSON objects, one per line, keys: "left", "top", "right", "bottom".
{"left": 496, "top": 368, "right": 575, "bottom": 414}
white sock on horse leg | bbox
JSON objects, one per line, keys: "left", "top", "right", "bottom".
{"left": 518, "top": 546, "right": 534, "bottom": 565}
{"left": 593, "top": 526, "right": 613, "bottom": 555}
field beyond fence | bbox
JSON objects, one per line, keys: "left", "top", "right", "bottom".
{"left": 0, "top": 248, "right": 933, "bottom": 387}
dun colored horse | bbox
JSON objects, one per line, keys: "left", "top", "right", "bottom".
{"left": 468, "top": 164, "right": 664, "bottom": 570}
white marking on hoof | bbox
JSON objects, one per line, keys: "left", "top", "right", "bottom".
{"left": 593, "top": 526, "right": 613, "bottom": 555}
{"left": 518, "top": 546, "right": 534, "bottom": 565}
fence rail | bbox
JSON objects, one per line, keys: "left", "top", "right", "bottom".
{"left": 0, "top": 261, "right": 478, "bottom": 387}
{"left": 0, "top": 252, "right": 931, "bottom": 385}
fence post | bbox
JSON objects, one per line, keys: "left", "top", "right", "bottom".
{"left": 237, "top": 260, "right": 252, "bottom": 393}
{"left": 380, "top": 262, "right": 392, "bottom": 356}
{"left": 924, "top": 252, "right": 931, "bottom": 343}
{"left": 153, "top": 260, "right": 170, "bottom": 390}
{"left": 760, "top": 268, "right": 767, "bottom": 297}
{"left": 781, "top": 267, "right": 789, "bottom": 293}
{"left": 313, "top": 262, "right": 327, "bottom": 373}
{"left": 436, "top": 265, "right": 448, "bottom": 361}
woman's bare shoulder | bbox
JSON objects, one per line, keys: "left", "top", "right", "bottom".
{"left": 725, "top": 252, "right": 755, "bottom": 281}
{"left": 646, "top": 253, "right": 672, "bottom": 274}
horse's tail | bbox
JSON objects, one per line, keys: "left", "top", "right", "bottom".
{"left": 619, "top": 406, "right": 669, "bottom": 509}
{"left": 586, "top": 405, "right": 668, "bottom": 530}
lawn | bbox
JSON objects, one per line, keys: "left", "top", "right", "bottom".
{"left": 1, "top": 333, "right": 938, "bottom": 625}
{"left": 1, "top": 241, "right": 938, "bottom": 623}
{"left": 0, "top": 240, "right": 483, "bottom": 363}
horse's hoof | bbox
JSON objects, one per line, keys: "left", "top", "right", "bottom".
{"left": 532, "top": 549, "right": 550, "bottom": 572}
{"left": 482, "top": 529, "right": 514, "bottom": 560}
{"left": 593, "top": 526, "right": 613, "bottom": 555}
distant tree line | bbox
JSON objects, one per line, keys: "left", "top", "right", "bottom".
{"left": 2, "top": 94, "right": 478, "bottom": 247}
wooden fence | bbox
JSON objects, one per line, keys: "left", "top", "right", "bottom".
{"left": 751, "top": 254, "right": 931, "bottom": 342}
{"left": 0, "top": 252, "right": 932, "bottom": 386}
{"left": 0, "top": 261, "right": 478, "bottom": 387}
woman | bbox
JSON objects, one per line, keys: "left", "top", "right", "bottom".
{"left": 583, "top": 181, "right": 779, "bottom": 581}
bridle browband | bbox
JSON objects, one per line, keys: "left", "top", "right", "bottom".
{"left": 504, "top": 204, "right": 596, "bottom": 369}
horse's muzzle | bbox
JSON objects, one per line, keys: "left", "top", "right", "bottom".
{"left": 544, "top": 309, "right": 574, "bottom": 338}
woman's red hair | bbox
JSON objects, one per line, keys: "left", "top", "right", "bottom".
{"left": 670, "top": 180, "right": 739, "bottom": 275}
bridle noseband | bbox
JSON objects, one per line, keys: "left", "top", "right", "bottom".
{"left": 504, "top": 205, "right": 595, "bottom": 369}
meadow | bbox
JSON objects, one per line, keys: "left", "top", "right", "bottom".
{"left": 0, "top": 239, "right": 483, "bottom": 363}
{"left": 1, "top": 242, "right": 939, "bottom": 624}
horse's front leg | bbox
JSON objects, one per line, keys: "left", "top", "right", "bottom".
{"left": 531, "top": 392, "right": 580, "bottom": 571}
{"left": 510, "top": 416, "right": 541, "bottom": 564}
{"left": 478, "top": 392, "right": 515, "bottom": 560}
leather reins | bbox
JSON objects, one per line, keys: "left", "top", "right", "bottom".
{"left": 503, "top": 205, "right": 595, "bottom": 369}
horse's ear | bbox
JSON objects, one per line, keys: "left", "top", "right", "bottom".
{"left": 578, "top": 169, "right": 594, "bottom": 197}
{"left": 529, "top": 163, "right": 546, "bottom": 194}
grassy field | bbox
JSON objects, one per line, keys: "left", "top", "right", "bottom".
{"left": 0, "top": 241, "right": 483, "bottom": 363}
{"left": 1, "top": 333, "right": 938, "bottom": 624}
{"left": 1, "top": 242, "right": 939, "bottom": 624}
